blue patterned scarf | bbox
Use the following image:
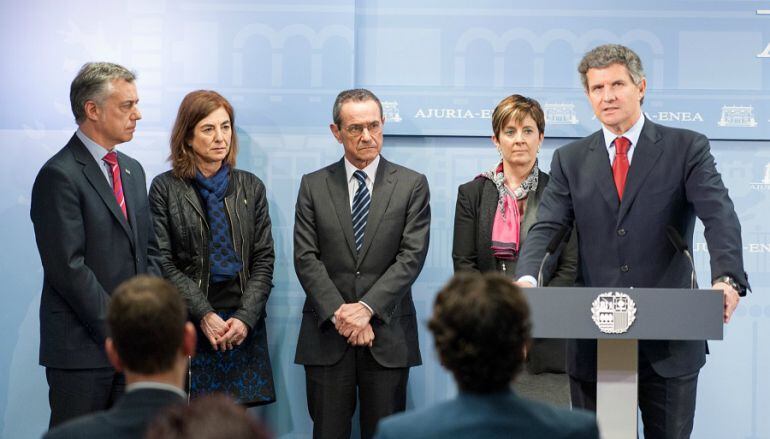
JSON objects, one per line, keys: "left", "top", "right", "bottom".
{"left": 194, "top": 165, "right": 242, "bottom": 283}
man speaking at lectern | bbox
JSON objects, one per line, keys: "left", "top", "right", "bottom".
{"left": 515, "top": 44, "right": 749, "bottom": 438}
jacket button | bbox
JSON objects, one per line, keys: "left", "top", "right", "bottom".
{"left": 617, "top": 228, "right": 626, "bottom": 236}
{"left": 355, "top": 271, "right": 361, "bottom": 278}
{"left": 620, "top": 264, "right": 629, "bottom": 273}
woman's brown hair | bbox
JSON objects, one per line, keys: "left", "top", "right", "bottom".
{"left": 169, "top": 90, "right": 238, "bottom": 179}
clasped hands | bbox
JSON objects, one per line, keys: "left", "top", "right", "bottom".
{"left": 201, "top": 312, "right": 249, "bottom": 351}
{"left": 334, "top": 302, "right": 374, "bottom": 347}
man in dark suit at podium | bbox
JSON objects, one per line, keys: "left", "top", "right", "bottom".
{"left": 44, "top": 276, "right": 194, "bottom": 439}
{"left": 374, "top": 272, "right": 599, "bottom": 439}
{"left": 515, "top": 44, "right": 749, "bottom": 438}
{"left": 31, "top": 62, "right": 157, "bottom": 427}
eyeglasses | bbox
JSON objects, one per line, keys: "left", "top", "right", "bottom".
{"left": 343, "top": 121, "right": 382, "bottom": 137}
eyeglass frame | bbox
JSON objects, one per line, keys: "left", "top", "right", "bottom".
{"left": 340, "top": 120, "right": 383, "bottom": 137}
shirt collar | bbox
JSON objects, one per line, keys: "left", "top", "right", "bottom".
{"left": 602, "top": 112, "right": 645, "bottom": 151}
{"left": 126, "top": 381, "right": 187, "bottom": 399}
{"left": 76, "top": 128, "right": 115, "bottom": 162}
{"left": 344, "top": 154, "right": 380, "bottom": 184}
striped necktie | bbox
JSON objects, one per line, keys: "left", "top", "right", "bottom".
{"left": 102, "top": 151, "right": 127, "bottom": 218}
{"left": 352, "top": 170, "right": 370, "bottom": 253}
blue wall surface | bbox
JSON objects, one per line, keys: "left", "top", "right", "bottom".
{"left": 1, "top": 1, "right": 769, "bottom": 438}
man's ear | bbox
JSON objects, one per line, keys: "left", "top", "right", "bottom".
{"left": 105, "top": 338, "right": 124, "bottom": 372}
{"left": 182, "top": 322, "right": 197, "bottom": 357}
{"left": 330, "top": 123, "right": 343, "bottom": 144}
{"left": 83, "top": 100, "right": 100, "bottom": 122}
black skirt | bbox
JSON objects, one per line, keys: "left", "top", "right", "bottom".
{"left": 189, "top": 280, "right": 275, "bottom": 406}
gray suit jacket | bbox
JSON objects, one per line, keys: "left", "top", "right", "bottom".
{"left": 374, "top": 390, "right": 599, "bottom": 439}
{"left": 31, "top": 134, "right": 158, "bottom": 369}
{"left": 294, "top": 156, "right": 430, "bottom": 368}
{"left": 515, "top": 120, "right": 748, "bottom": 380}
{"left": 43, "top": 388, "right": 184, "bottom": 439}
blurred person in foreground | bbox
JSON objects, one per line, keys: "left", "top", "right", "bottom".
{"left": 374, "top": 272, "right": 598, "bottom": 439}
{"left": 44, "top": 275, "right": 194, "bottom": 439}
{"left": 145, "top": 394, "right": 271, "bottom": 439}
{"left": 452, "top": 94, "right": 577, "bottom": 406}
{"left": 149, "top": 90, "right": 275, "bottom": 406}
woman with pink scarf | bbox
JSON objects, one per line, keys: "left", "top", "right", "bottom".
{"left": 452, "top": 94, "right": 577, "bottom": 406}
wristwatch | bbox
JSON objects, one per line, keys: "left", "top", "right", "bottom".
{"left": 713, "top": 275, "right": 746, "bottom": 296}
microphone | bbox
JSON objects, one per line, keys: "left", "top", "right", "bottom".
{"left": 537, "top": 225, "right": 571, "bottom": 287}
{"left": 666, "top": 225, "right": 697, "bottom": 289}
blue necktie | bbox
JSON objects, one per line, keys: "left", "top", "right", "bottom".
{"left": 352, "top": 170, "right": 370, "bottom": 253}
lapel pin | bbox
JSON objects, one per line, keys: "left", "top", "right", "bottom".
{"left": 125, "top": 168, "right": 131, "bottom": 175}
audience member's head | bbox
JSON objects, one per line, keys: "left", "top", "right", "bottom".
{"left": 106, "top": 275, "right": 195, "bottom": 377}
{"left": 144, "top": 394, "right": 271, "bottom": 439}
{"left": 429, "top": 272, "right": 532, "bottom": 393}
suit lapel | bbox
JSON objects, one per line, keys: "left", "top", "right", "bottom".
{"left": 70, "top": 137, "right": 134, "bottom": 242}
{"left": 618, "top": 121, "right": 663, "bottom": 223}
{"left": 586, "top": 132, "right": 620, "bottom": 214}
{"left": 117, "top": 153, "right": 139, "bottom": 247}
{"left": 520, "top": 171, "right": 546, "bottom": 243}
{"left": 326, "top": 159, "right": 357, "bottom": 257}
{"left": 478, "top": 179, "right": 498, "bottom": 269}
{"left": 356, "top": 157, "right": 397, "bottom": 266}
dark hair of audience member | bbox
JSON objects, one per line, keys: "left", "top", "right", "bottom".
{"left": 144, "top": 394, "right": 271, "bottom": 439}
{"left": 108, "top": 275, "right": 188, "bottom": 374}
{"left": 429, "top": 272, "right": 532, "bottom": 393}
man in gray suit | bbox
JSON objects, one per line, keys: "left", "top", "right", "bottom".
{"left": 294, "top": 88, "right": 431, "bottom": 439}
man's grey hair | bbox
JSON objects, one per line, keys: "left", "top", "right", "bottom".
{"left": 70, "top": 62, "right": 136, "bottom": 124}
{"left": 332, "top": 88, "right": 383, "bottom": 127}
{"left": 578, "top": 44, "right": 645, "bottom": 94}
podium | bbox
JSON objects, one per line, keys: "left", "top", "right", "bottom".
{"left": 523, "top": 287, "right": 723, "bottom": 439}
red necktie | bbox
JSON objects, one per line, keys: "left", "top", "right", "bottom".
{"left": 612, "top": 137, "right": 630, "bottom": 200}
{"left": 102, "top": 151, "right": 127, "bottom": 218}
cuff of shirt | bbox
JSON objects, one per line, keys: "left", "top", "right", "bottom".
{"left": 358, "top": 301, "right": 374, "bottom": 317}
{"left": 517, "top": 275, "right": 537, "bottom": 288}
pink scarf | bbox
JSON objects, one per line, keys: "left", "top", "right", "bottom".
{"left": 479, "top": 161, "right": 539, "bottom": 260}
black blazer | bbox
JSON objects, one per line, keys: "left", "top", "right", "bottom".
{"left": 515, "top": 120, "right": 749, "bottom": 380}
{"left": 452, "top": 170, "right": 577, "bottom": 286}
{"left": 293, "top": 157, "right": 430, "bottom": 368}
{"left": 43, "top": 388, "right": 184, "bottom": 439}
{"left": 31, "top": 134, "right": 157, "bottom": 369}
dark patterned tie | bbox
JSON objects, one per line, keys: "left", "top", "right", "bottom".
{"left": 102, "top": 151, "right": 127, "bottom": 218}
{"left": 352, "top": 170, "right": 370, "bottom": 253}
{"left": 612, "top": 136, "right": 630, "bottom": 200}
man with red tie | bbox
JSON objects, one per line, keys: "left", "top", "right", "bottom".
{"left": 515, "top": 44, "right": 749, "bottom": 438}
{"left": 31, "top": 62, "right": 158, "bottom": 428}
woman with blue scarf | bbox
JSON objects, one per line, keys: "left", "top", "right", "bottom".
{"left": 149, "top": 90, "right": 275, "bottom": 406}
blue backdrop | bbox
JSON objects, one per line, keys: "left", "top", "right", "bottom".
{"left": 1, "top": 1, "right": 769, "bottom": 438}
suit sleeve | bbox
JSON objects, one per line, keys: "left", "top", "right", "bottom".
{"left": 361, "top": 174, "right": 430, "bottom": 324}
{"left": 546, "top": 227, "right": 578, "bottom": 287}
{"left": 293, "top": 175, "right": 346, "bottom": 325}
{"left": 685, "top": 134, "right": 749, "bottom": 290}
{"left": 452, "top": 184, "right": 481, "bottom": 273}
{"left": 515, "top": 148, "right": 576, "bottom": 279}
{"left": 148, "top": 178, "right": 215, "bottom": 321}
{"left": 30, "top": 165, "right": 110, "bottom": 345}
{"left": 233, "top": 180, "right": 275, "bottom": 329}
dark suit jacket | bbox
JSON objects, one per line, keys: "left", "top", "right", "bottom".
{"left": 31, "top": 134, "right": 157, "bottom": 369}
{"left": 43, "top": 388, "right": 184, "bottom": 439}
{"left": 294, "top": 156, "right": 430, "bottom": 368}
{"left": 515, "top": 120, "right": 748, "bottom": 380}
{"left": 452, "top": 170, "right": 578, "bottom": 286}
{"left": 374, "top": 390, "right": 599, "bottom": 439}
